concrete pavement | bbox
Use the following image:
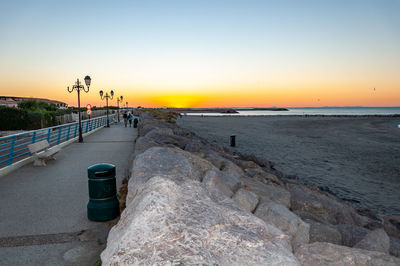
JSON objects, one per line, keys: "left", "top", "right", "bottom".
{"left": 0, "top": 120, "right": 137, "bottom": 265}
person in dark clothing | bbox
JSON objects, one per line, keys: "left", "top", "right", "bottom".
{"left": 123, "top": 112, "right": 128, "bottom": 127}
{"left": 128, "top": 112, "right": 133, "bottom": 127}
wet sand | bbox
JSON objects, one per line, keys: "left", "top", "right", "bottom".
{"left": 178, "top": 116, "right": 400, "bottom": 216}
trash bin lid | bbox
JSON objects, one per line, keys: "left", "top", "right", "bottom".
{"left": 88, "top": 163, "right": 116, "bottom": 179}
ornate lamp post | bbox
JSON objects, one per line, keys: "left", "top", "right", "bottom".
{"left": 99, "top": 90, "right": 114, "bottom": 127}
{"left": 67, "top": 75, "right": 91, "bottom": 143}
{"left": 116, "top": 96, "right": 123, "bottom": 122}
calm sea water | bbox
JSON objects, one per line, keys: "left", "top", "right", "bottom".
{"left": 184, "top": 107, "right": 400, "bottom": 116}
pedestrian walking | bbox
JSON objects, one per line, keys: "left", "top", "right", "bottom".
{"left": 128, "top": 112, "right": 133, "bottom": 127}
{"left": 123, "top": 112, "right": 128, "bottom": 127}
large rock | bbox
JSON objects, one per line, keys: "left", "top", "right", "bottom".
{"left": 293, "top": 210, "right": 331, "bottom": 224}
{"left": 133, "top": 136, "right": 159, "bottom": 155}
{"left": 172, "top": 127, "right": 196, "bottom": 138}
{"left": 232, "top": 188, "right": 259, "bottom": 212}
{"left": 204, "top": 152, "right": 245, "bottom": 180}
{"left": 138, "top": 119, "right": 174, "bottom": 137}
{"left": 255, "top": 202, "right": 310, "bottom": 245}
{"left": 244, "top": 167, "right": 284, "bottom": 186}
{"left": 336, "top": 224, "right": 370, "bottom": 247}
{"left": 389, "top": 237, "right": 400, "bottom": 258}
{"left": 202, "top": 170, "right": 235, "bottom": 198}
{"left": 184, "top": 139, "right": 204, "bottom": 153}
{"left": 102, "top": 176, "right": 300, "bottom": 265}
{"left": 383, "top": 215, "right": 400, "bottom": 239}
{"left": 145, "top": 127, "right": 174, "bottom": 136}
{"left": 289, "top": 185, "right": 364, "bottom": 226}
{"left": 354, "top": 228, "right": 390, "bottom": 254}
{"left": 127, "top": 147, "right": 216, "bottom": 204}
{"left": 241, "top": 175, "right": 291, "bottom": 208}
{"left": 306, "top": 220, "right": 342, "bottom": 245}
{"left": 145, "top": 130, "right": 190, "bottom": 149}
{"left": 294, "top": 242, "right": 400, "bottom": 266}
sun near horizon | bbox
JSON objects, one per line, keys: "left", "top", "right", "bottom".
{"left": 1, "top": 1, "right": 399, "bottom": 108}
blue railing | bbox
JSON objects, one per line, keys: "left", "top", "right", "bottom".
{"left": 0, "top": 114, "right": 116, "bottom": 169}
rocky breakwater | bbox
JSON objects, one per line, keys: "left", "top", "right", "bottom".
{"left": 101, "top": 111, "right": 400, "bottom": 265}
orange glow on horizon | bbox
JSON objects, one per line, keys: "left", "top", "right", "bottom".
{"left": 1, "top": 83, "right": 399, "bottom": 108}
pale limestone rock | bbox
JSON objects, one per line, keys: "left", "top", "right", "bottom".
{"left": 144, "top": 130, "right": 190, "bottom": 149}
{"left": 289, "top": 185, "right": 362, "bottom": 226}
{"left": 306, "top": 219, "right": 342, "bottom": 245}
{"left": 244, "top": 167, "right": 284, "bottom": 186}
{"left": 202, "top": 170, "right": 234, "bottom": 198}
{"left": 145, "top": 127, "right": 174, "bottom": 136}
{"left": 255, "top": 202, "right": 310, "bottom": 245}
{"left": 241, "top": 175, "right": 291, "bottom": 208}
{"left": 354, "top": 228, "right": 390, "bottom": 254}
{"left": 232, "top": 188, "right": 259, "bottom": 212}
{"left": 336, "top": 224, "right": 370, "bottom": 247}
{"left": 102, "top": 176, "right": 299, "bottom": 266}
{"left": 127, "top": 147, "right": 216, "bottom": 204}
{"left": 133, "top": 136, "right": 158, "bottom": 155}
{"left": 389, "top": 237, "right": 400, "bottom": 257}
{"left": 294, "top": 242, "right": 400, "bottom": 266}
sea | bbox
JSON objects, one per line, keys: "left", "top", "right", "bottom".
{"left": 183, "top": 107, "right": 400, "bottom": 116}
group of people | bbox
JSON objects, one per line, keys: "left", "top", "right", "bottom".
{"left": 122, "top": 112, "right": 134, "bottom": 127}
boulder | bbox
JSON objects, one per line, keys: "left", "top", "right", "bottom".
{"left": 336, "top": 224, "right": 370, "bottom": 247}
{"left": 289, "top": 185, "right": 363, "bottom": 226}
{"left": 236, "top": 159, "right": 260, "bottom": 169}
{"left": 184, "top": 139, "right": 204, "bottom": 153}
{"left": 294, "top": 242, "right": 400, "bottom": 266}
{"left": 306, "top": 220, "right": 342, "bottom": 245}
{"left": 389, "top": 237, "right": 400, "bottom": 258}
{"left": 133, "top": 136, "right": 159, "bottom": 155}
{"left": 221, "top": 159, "right": 245, "bottom": 180}
{"left": 383, "top": 215, "right": 400, "bottom": 239}
{"left": 356, "top": 208, "right": 384, "bottom": 230}
{"left": 102, "top": 176, "right": 300, "bottom": 265}
{"left": 232, "top": 188, "right": 259, "bottom": 212}
{"left": 127, "top": 147, "right": 216, "bottom": 204}
{"left": 145, "top": 127, "right": 174, "bottom": 136}
{"left": 255, "top": 202, "right": 310, "bottom": 245}
{"left": 145, "top": 130, "right": 190, "bottom": 149}
{"left": 172, "top": 127, "right": 196, "bottom": 138}
{"left": 354, "top": 228, "right": 390, "bottom": 254}
{"left": 238, "top": 153, "right": 274, "bottom": 170}
{"left": 244, "top": 167, "right": 284, "bottom": 186}
{"left": 241, "top": 175, "right": 291, "bottom": 208}
{"left": 139, "top": 120, "right": 173, "bottom": 137}
{"left": 293, "top": 210, "right": 330, "bottom": 224}
{"left": 202, "top": 170, "right": 234, "bottom": 198}
{"left": 204, "top": 152, "right": 245, "bottom": 180}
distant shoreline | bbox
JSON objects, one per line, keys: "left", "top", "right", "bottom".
{"left": 171, "top": 107, "right": 289, "bottom": 113}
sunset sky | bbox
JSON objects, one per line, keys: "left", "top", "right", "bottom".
{"left": 0, "top": 0, "right": 399, "bottom": 108}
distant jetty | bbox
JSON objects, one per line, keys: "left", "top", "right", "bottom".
{"left": 170, "top": 107, "right": 289, "bottom": 114}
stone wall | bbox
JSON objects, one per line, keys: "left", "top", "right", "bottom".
{"left": 101, "top": 112, "right": 400, "bottom": 265}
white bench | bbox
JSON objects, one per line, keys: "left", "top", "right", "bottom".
{"left": 28, "top": 140, "right": 61, "bottom": 166}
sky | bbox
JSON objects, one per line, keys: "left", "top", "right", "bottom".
{"left": 0, "top": 0, "right": 399, "bottom": 108}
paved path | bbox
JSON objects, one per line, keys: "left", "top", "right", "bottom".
{"left": 0, "top": 120, "right": 137, "bottom": 265}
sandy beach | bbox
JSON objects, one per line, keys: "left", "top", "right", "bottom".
{"left": 178, "top": 116, "right": 400, "bottom": 216}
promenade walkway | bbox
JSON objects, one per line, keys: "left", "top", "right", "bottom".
{"left": 0, "top": 120, "right": 137, "bottom": 265}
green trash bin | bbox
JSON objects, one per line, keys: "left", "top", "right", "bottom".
{"left": 87, "top": 163, "right": 120, "bottom": 221}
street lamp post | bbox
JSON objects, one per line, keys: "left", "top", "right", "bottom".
{"left": 116, "top": 96, "right": 123, "bottom": 122}
{"left": 67, "top": 76, "right": 91, "bottom": 143}
{"left": 99, "top": 90, "right": 114, "bottom": 127}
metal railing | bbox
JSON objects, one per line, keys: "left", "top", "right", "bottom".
{"left": 0, "top": 114, "right": 116, "bottom": 169}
